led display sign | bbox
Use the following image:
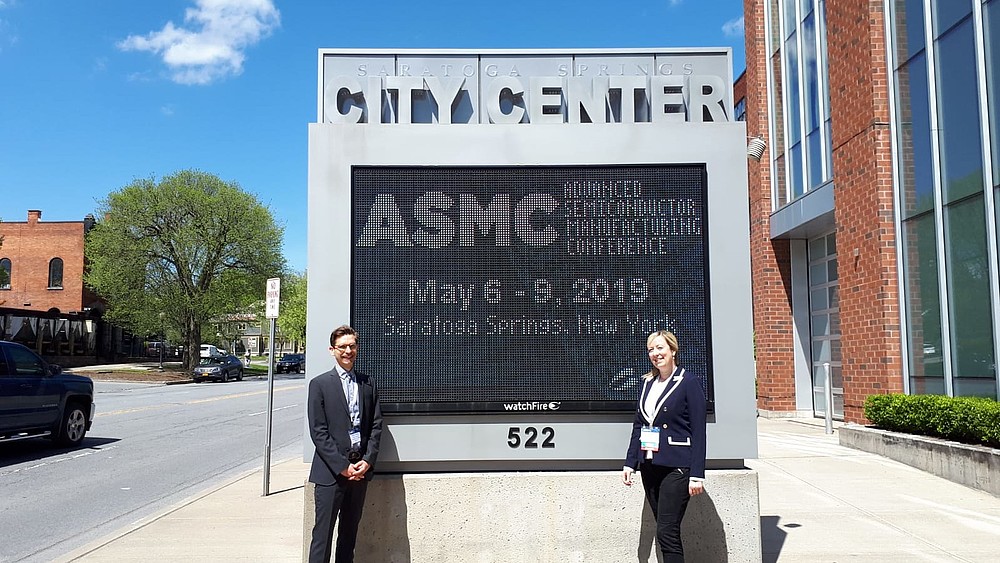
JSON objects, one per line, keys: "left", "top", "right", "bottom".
{"left": 351, "top": 165, "right": 714, "bottom": 414}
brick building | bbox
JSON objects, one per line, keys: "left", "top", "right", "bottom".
{"left": 0, "top": 209, "right": 101, "bottom": 314}
{"left": 741, "top": 0, "right": 999, "bottom": 423}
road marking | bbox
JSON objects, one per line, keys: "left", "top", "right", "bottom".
{"left": 248, "top": 404, "right": 298, "bottom": 417}
{"left": 97, "top": 384, "right": 303, "bottom": 417}
{"left": 0, "top": 445, "right": 120, "bottom": 477}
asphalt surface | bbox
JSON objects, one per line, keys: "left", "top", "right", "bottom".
{"left": 0, "top": 376, "right": 305, "bottom": 563}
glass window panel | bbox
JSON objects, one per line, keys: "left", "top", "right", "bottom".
{"left": 798, "top": 0, "right": 813, "bottom": 17}
{"left": 786, "top": 34, "right": 802, "bottom": 144}
{"left": 790, "top": 142, "right": 804, "bottom": 198}
{"left": 829, "top": 285, "right": 839, "bottom": 307}
{"left": 831, "top": 338, "right": 842, "bottom": 362}
{"left": 953, "top": 377, "right": 998, "bottom": 398}
{"left": 807, "top": 127, "right": 823, "bottom": 189}
{"left": 775, "top": 154, "right": 788, "bottom": 207}
{"left": 813, "top": 388, "right": 826, "bottom": 411}
{"left": 771, "top": 53, "right": 786, "bottom": 154}
{"left": 770, "top": 0, "right": 783, "bottom": 54}
{"left": 896, "top": 56, "right": 935, "bottom": 218}
{"left": 803, "top": 12, "right": 820, "bottom": 131}
{"left": 830, "top": 312, "right": 840, "bottom": 333}
{"left": 48, "top": 258, "right": 63, "bottom": 289}
{"left": 824, "top": 119, "right": 833, "bottom": 179}
{"left": 944, "top": 196, "right": 997, "bottom": 396}
{"left": 894, "top": 0, "right": 926, "bottom": 65}
{"left": 827, "top": 259, "right": 839, "bottom": 281}
{"left": 812, "top": 313, "right": 830, "bottom": 336}
{"left": 932, "top": 0, "right": 972, "bottom": 37}
{"left": 936, "top": 19, "right": 985, "bottom": 204}
{"left": 810, "top": 263, "right": 828, "bottom": 284}
{"left": 809, "top": 236, "right": 826, "bottom": 257}
{"left": 911, "top": 375, "right": 947, "bottom": 394}
{"left": 831, "top": 365, "right": 843, "bottom": 389}
{"left": 813, "top": 339, "right": 832, "bottom": 362}
{"left": 0, "top": 258, "right": 10, "bottom": 289}
{"left": 832, "top": 393, "right": 844, "bottom": 417}
{"left": 811, "top": 289, "right": 829, "bottom": 310}
{"left": 784, "top": 0, "right": 797, "bottom": 38}
{"left": 826, "top": 233, "right": 836, "bottom": 255}
{"left": 902, "top": 214, "right": 944, "bottom": 381}
{"left": 813, "top": 364, "right": 828, "bottom": 387}
{"left": 985, "top": 0, "right": 1000, "bottom": 186}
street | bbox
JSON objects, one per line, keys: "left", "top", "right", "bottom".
{"left": 0, "top": 375, "right": 305, "bottom": 563}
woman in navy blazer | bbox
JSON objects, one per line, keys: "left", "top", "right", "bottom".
{"left": 622, "top": 330, "right": 707, "bottom": 563}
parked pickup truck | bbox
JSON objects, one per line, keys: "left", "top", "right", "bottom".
{"left": 0, "top": 340, "right": 95, "bottom": 447}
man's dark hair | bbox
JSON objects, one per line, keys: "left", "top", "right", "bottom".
{"left": 329, "top": 325, "right": 358, "bottom": 347}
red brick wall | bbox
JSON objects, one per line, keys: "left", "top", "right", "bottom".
{"left": 745, "top": 0, "right": 798, "bottom": 413}
{"left": 0, "top": 210, "right": 89, "bottom": 313}
{"left": 825, "top": 0, "right": 904, "bottom": 422}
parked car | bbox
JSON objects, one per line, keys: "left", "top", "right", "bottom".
{"left": 275, "top": 353, "right": 305, "bottom": 374}
{"left": 0, "top": 340, "right": 95, "bottom": 447}
{"left": 199, "top": 344, "right": 224, "bottom": 358}
{"left": 193, "top": 354, "right": 244, "bottom": 383}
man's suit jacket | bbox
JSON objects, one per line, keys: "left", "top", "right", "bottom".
{"left": 307, "top": 368, "right": 383, "bottom": 485}
{"left": 624, "top": 368, "right": 707, "bottom": 478}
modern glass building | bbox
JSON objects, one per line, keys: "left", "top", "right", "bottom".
{"left": 742, "top": 0, "right": 1000, "bottom": 422}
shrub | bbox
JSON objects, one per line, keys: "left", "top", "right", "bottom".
{"left": 864, "top": 394, "right": 1000, "bottom": 448}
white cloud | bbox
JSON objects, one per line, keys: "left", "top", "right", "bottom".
{"left": 722, "top": 16, "right": 745, "bottom": 38}
{"left": 668, "top": 0, "right": 683, "bottom": 6}
{"left": 161, "top": 104, "right": 176, "bottom": 116}
{"left": 118, "top": 0, "right": 280, "bottom": 85}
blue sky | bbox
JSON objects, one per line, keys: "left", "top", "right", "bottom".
{"left": 0, "top": 0, "right": 745, "bottom": 273}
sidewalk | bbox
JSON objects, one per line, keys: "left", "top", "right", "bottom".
{"left": 56, "top": 457, "right": 310, "bottom": 563}
{"left": 58, "top": 418, "right": 1000, "bottom": 562}
{"left": 751, "top": 417, "right": 1000, "bottom": 562}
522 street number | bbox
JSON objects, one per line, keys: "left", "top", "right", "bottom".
{"left": 507, "top": 426, "right": 556, "bottom": 449}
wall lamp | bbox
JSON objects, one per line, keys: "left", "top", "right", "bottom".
{"left": 746, "top": 136, "right": 767, "bottom": 162}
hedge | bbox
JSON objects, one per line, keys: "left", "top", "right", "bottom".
{"left": 864, "top": 394, "right": 1000, "bottom": 448}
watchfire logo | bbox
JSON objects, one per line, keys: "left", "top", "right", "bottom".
{"left": 503, "top": 401, "right": 561, "bottom": 411}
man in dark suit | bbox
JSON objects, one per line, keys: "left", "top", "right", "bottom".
{"left": 308, "top": 325, "right": 383, "bottom": 563}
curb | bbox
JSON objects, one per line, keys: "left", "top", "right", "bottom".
{"left": 840, "top": 424, "right": 1000, "bottom": 498}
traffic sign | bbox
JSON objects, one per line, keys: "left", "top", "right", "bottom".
{"left": 265, "top": 277, "right": 280, "bottom": 319}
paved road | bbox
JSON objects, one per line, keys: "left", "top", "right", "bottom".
{"left": 0, "top": 375, "right": 305, "bottom": 563}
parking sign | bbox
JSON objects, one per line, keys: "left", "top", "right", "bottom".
{"left": 265, "top": 277, "right": 280, "bottom": 319}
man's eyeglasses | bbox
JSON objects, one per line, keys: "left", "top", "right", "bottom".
{"left": 332, "top": 344, "right": 358, "bottom": 352}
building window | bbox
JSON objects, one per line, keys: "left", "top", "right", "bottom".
{"left": 767, "top": 0, "right": 833, "bottom": 206}
{"left": 0, "top": 258, "right": 10, "bottom": 289}
{"left": 891, "top": 0, "right": 999, "bottom": 401}
{"left": 734, "top": 97, "right": 746, "bottom": 122}
{"left": 48, "top": 258, "right": 64, "bottom": 289}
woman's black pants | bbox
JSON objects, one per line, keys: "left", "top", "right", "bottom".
{"left": 640, "top": 462, "right": 691, "bottom": 563}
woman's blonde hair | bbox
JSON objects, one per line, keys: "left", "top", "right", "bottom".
{"left": 644, "top": 330, "right": 679, "bottom": 379}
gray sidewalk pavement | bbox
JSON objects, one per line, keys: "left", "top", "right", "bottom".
{"left": 751, "top": 417, "right": 1000, "bottom": 562}
{"left": 57, "top": 418, "right": 1000, "bottom": 562}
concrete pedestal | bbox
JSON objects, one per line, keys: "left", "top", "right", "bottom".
{"left": 303, "top": 469, "right": 760, "bottom": 562}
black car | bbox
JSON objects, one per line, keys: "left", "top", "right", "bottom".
{"left": 0, "top": 341, "right": 95, "bottom": 447}
{"left": 193, "top": 354, "right": 244, "bottom": 383}
{"left": 275, "top": 353, "right": 305, "bottom": 374}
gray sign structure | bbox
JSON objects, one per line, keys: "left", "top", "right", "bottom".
{"left": 306, "top": 49, "right": 757, "bottom": 472}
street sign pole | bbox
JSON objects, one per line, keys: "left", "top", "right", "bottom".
{"left": 263, "top": 277, "right": 280, "bottom": 496}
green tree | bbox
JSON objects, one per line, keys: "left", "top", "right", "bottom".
{"left": 85, "top": 170, "right": 286, "bottom": 368}
{"left": 277, "top": 271, "right": 307, "bottom": 352}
